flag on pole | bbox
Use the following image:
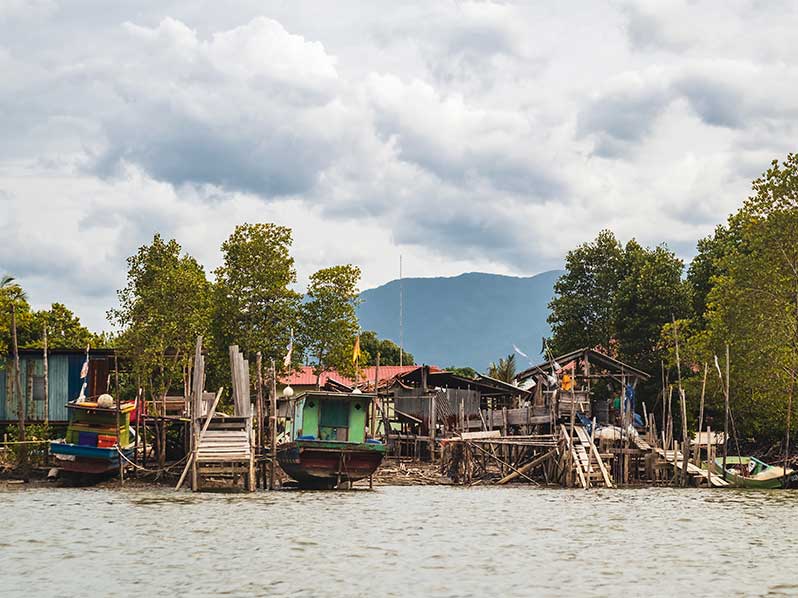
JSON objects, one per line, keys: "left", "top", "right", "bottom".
{"left": 80, "top": 345, "right": 89, "bottom": 379}
{"left": 283, "top": 328, "right": 294, "bottom": 369}
{"left": 77, "top": 344, "right": 89, "bottom": 402}
{"left": 352, "top": 334, "right": 362, "bottom": 366}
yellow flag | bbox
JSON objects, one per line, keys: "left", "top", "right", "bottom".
{"left": 352, "top": 335, "right": 361, "bottom": 365}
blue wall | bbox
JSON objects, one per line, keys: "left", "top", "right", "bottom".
{"left": 1, "top": 353, "right": 84, "bottom": 422}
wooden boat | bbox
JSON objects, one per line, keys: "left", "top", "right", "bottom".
{"left": 277, "top": 391, "right": 385, "bottom": 488}
{"left": 712, "top": 456, "right": 798, "bottom": 489}
{"left": 50, "top": 400, "right": 136, "bottom": 477}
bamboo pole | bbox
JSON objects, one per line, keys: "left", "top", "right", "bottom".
{"left": 11, "top": 303, "right": 27, "bottom": 480}
{"left": 784, "top": 372, "right": 794, "bottom": 488}
{"left": 722, "top": 344, "right": 730, "bottom": 480}
{"left": 43, "top": 325, "right": 49, "bottom": 426}
{"left": 270, "top": 359, "right": 278, "bottom": 490}
{"left": 256, "top": 352, "right": 264, "bottom": 489}
{"left": 115, "top": 352, "right": 124, "bottom": 483}
{"left": 706, "top": 425, "right": 713, "bottom": 487}
{"left": 695, "top": 363, "right": 708, "bottom": 466}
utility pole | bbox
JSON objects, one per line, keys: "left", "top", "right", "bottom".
{"left": 399, "top": 255, "right": 404, "bottom": 367}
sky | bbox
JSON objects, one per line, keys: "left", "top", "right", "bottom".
{"left": 1, "top": 0, "right": 796, "bottom": 332}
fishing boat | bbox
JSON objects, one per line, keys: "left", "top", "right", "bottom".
{"left": 50, "top": 397, "right": 136, "bottom": 478}
{"left": 277, "top": 391, "right": 385, "bottom": 488}
{"left": 712, "top": 456, "right": 798, "bottom": 489}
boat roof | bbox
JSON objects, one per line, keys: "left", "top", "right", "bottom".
{"left": 293, "top": 390, "right": 376, "bottom": 401}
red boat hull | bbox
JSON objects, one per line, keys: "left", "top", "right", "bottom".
{"left": 277, "top": 440, "right": 385, "bottom": 488}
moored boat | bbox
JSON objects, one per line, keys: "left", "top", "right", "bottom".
{"left": 277, "top": 391, "right": 385, "bottom": 488}
{"left": 51, "top": 399, "right": 135, "bottom": 478}
{"left": 712, "top": 456, "right": 798, "bottom": 489}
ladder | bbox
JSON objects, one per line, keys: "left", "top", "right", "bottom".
{"left": 561, "top": 425, "right": 614, "bottom": 488}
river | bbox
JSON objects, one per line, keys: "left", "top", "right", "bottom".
{"left": 1, "top": 485, "right": 796, "bottom": 597}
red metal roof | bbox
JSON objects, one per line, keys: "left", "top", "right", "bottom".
{"left": 280, "top": 365, "right": 438, "bottom": 387}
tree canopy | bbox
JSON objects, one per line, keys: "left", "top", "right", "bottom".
{"left": 213, "top": 223, "right": 301, "bottom": 378}
{"left": 298, "top": 265, "right": 362, "bottom": 385}
{"left": 108, "top": 234, "right": 212, "bottom": 398}
{"left": 359, "top": 330, "right": 414, "bottom": 366}
{"left": 548, "top": 230, "right": 690, "bottom": 399}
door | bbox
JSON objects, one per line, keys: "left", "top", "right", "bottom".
{"left": 319, "top": 399, "right": 349, "bottom": 441}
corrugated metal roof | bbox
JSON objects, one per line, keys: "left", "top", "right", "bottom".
{"left": 280, "top": 365, "right": 431, "bottom": 387}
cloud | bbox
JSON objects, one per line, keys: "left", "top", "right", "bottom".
{"left": 1, "top": 1, "right": 798, "bottom": 331}
{"left": 577, "top": 71, "right": 673, "bottom": 157}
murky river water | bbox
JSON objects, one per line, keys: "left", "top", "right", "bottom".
{"left": 1, "top": 485, "right": 797, "bottom": 597}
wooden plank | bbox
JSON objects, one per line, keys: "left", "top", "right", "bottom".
{"left": 561, "top": 424, "right": 587, "bottom": 489}
{"left": 460, "top": 430, "right": 501, "bottom": 440}
{"left": 575, "top": 426, "right": 613, "bottom": 488}
{"left": 496, "top": 448, "right": 556, "bottom": 485}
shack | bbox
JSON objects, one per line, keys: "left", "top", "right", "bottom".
{"left": 1, "top": 348, "right": 119, "bottom": 424}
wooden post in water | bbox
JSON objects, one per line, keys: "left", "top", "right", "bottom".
{"left": 115, "top": 351, "right": 124, "bottom": 483}
{"left": 270, "top": 359, "right": 278, "bottom": 490}
{"left": 256, "top": 352, "right": 264, "bottom": 489}
{"left": 722, "top": 343, "right": 730, "bottom": 480}
{"left": 43, "top": 325, "right": 49, "bottom": 426}
{"left": 706, "top": 424, "right": 713, "bottom": 487}
{"left": 11, "top": 303, "right": 27, "bottom": 480}
{"left": 372, "top": 352, "right": 380, "bottom": 437}
{"left": 695, "top": 363, "right": 708, "bottom": 466}
{"left": 784, "top": 372, "right": 794, "bottom": 488}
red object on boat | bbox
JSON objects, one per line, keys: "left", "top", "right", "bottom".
{"left": 97, "top": 435, "right": 116, "bottom": 448}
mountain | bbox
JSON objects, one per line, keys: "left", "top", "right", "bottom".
{"left": 357, "top": 270, "right": 563, "bottom": 371}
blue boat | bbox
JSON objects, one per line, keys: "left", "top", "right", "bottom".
{"left": 50, "top": 400, "right": 135, "bottom": 476}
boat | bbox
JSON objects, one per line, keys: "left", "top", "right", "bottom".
{"left": 712, "top": 456, "right": 798, "bottom": 489}
{"left": 277, "top": 391, "right": 386, "bottom": 488}
{"left": 50, "top": 398, "right": 136, "bottom": 478}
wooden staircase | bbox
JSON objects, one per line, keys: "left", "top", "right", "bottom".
{"left": 561, "top": 425, "right": 614, "bottom": 488}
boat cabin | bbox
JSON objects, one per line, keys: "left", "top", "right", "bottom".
{"left": 289, "top": 391, "right": 375, "bottom": 443}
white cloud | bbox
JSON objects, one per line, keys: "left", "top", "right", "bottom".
{"left": 0, "top": 1, "right": 796, "bottom": 331}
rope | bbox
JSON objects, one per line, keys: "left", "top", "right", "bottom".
{"left": 0, "top": 440, "right": 52, "bottom": 445}
{"left": 115, "top": 447, "right": 189, "bottom": 476}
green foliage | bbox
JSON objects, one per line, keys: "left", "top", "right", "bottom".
{"left": 614, "top": 240, "right": 691, "bottom": 375}
{"left": 3, "top": 422, "right": 56, "bottom": 466}
{"left": 108, "top": 234, "right": 212, "bottom": 398}
{"left": 359, "top": 330, "right": 414, "bottom": 366}
{"left": 548, "top": 231, "right": 690, "bottom": 383}
{"left": 548, "top": 230, "right": 624, "bottom": 354}
{"left": 26, "top": 303, "right": 99, "bottom": 349}
{"left": 299, "top": 265, "right": 361, "bottom": 383}
{"left": 701, "top": 154, "right": 798, "bottom": 439}
{"left": 488, "top": 353, "right": 516, "bottom": 382}
{"left": 447, "top": 365, "right": 478, "bottom": 379}
{"left": 212, "top": 223, "right": 301, "bottom": 379}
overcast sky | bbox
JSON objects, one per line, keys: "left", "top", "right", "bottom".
{"left": 1, "top": 1, "right": 796, "bottom": 332}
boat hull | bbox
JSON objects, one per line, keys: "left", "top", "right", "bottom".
{"left": 277, "top": 440, "right": 385, "bottom": 488}
{"left": 712, "top": 457, "right": 798, "bottom": 489}
{"left": 51, "top": 442, "right": 133, "bottom": 475}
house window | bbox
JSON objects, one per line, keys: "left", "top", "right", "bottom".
{"left": 32, "top": 375, "right": 46, "bottom": 401}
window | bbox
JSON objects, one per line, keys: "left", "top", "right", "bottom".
{"left": 32, "top": 375, "right": 46, "bottom": 401}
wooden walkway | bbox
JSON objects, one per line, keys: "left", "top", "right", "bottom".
{"left": 654, "top": 447, "right": 730, "bottom": 487}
